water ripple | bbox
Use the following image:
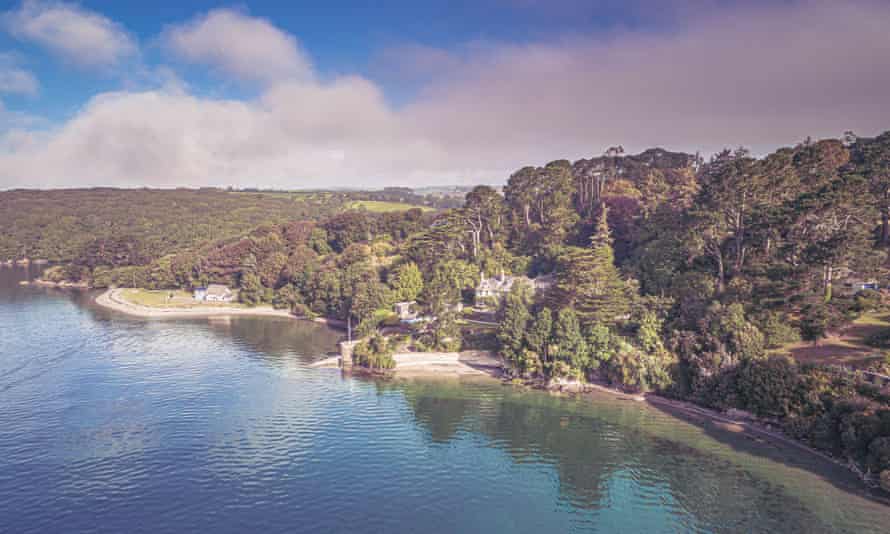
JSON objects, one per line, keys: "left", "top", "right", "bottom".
{"left": 1, "top": 278, "right": 889, "bottom": 533}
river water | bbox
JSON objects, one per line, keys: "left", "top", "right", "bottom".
{"left": 1, "top": 265, "right": 889, "bottom": 533}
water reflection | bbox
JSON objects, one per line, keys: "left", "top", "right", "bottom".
{"left": 380, "top": 378, "right": 889, "bottom": 533}
{"left": 3, "top": 264, "right": 890, "bottom": 533}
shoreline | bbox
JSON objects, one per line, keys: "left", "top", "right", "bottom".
{"left": 91, "top": 287, "right": 887, "bottom": 499}
{"left": 95, "top": 288, "right": 300, "bottom": 319}
{"left": 310, "top": 350, "right": 504, "bottom": 378}
{"left": 20, "top": 278, "right": 89, "bottom": 289}
{"left": 320, "top": 352, "right": 888, "bottom": 498}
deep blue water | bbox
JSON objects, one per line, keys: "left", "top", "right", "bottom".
{"left": 1, "top": 265, "right": 889, "bottom": 533}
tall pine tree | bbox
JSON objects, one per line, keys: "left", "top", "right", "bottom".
{"left": 554, "top": 208, "right": 632, "bottom": 324}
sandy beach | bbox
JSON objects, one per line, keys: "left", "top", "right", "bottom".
{"left": 310, "top": 350, "right": 504, "bottom": 378}
{"left": 95, "top": 288, "right": 298, "bottom": 319}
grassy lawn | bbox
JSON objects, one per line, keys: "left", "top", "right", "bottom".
{"left": 119, "top": 288, "right": 245, "bottom": 309}
{"left": 776, "top": 312, "right": 890, "bottom": 368}
{"left": 346, "top": 200, "right": 434, "bottom": 213}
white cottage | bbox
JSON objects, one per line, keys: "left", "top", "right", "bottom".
{"left": 194, "top": 284, "right": 234, "bottom": 302}
{"left": 475, "top": 270, "right": 555, "bottom": 308}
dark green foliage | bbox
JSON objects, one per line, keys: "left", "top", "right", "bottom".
{"left": 497, "top": 286, "right": 532, "bottom": 371}
{"left": 854, "top": 289, "right": 883, "bottom": 313}
{"left": 758, "top": 311, "right": 802, "bottom": 349}
{"left": 353, "top": 333, "right": 396, "bottom": 369}
{"left": 552, "top": 308, "right": 589, "bottom": 377}
{"left": 238, "top": 272, "right": 266, "bottom": 306}
{"left": 11, "top": 133, "right": 890, "bottom": 487}
{"left": 736, "top": 356, "right": 808, "bottom": 419}
{"left": 388, "top": 261, "right": 423, "bottom": 302}
{"left": 553, "top": 209, "right": 632, "bottom": 325}
{"left": 800, "top": 303, "right": 831, "bottom": 342}
{"left": 526, "top": 308, "right": 553, "bottom": 363}
{"left": 865, "top": 329, "right": 890, "bottom": 349}
{"left": 0, "top": 189, "right": 347, "bottom": 264}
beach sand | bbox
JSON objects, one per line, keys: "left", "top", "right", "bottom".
{"left": 95, "top": 288, "right": 297, "bottom": 319}
{"left": 310, "top": 350, "right": 504, "bottom": 378}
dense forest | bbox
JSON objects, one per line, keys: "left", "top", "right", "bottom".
{"left": 5, "top": 131, "right": 890, "bottom": 491}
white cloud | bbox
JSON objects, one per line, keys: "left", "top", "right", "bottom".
{"left": 162, "top": 8, "right": 313, "bottom": 85}
{"left": 1, "top": 1, "right": 889, "bottom": 189}
{"left": 0, "top": 54, "right": 38, "bottom": 95}
{"left": 3, "top": 0, "right": 137, "bottom": 69}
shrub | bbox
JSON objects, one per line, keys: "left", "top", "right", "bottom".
{"left": 736, "top": 356, "right": 806, "bottom": 419}
{"left": 693, "top": 367, "right": 741, "bottom": 412}
{"left": 855, "top": 289, "right": 884, "bottom": 313}
{"left": 865, "top": 329, "right": 890, "bottom": 349}
{"left": 352, "top": 333, "right": 396, "bottom": 369}
{"left": 800, "top": 303, "right": 830, "bottom": 342}
{"left": 759, "top": 312, "right": 801, "bottom": 349}
{"left": 868, "top": 437, "right": 890, "bottom": 473}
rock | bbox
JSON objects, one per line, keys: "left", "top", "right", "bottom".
{"left": 881, "top": 470, "right": 890, "bottom": 493}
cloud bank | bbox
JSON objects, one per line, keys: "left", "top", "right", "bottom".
{"left": 1, "top": 1, "right": 889, "bottom": 189}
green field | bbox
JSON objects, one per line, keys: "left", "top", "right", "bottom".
{"left": 774, "top": 312, "right": 889, "bottom": 368}
{"left": 119, "top": 288, "right": 246, "bottom": 309}
{"left": 346, "top": 200, "right": 434, "bottom": 213}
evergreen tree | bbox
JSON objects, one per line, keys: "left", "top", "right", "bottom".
{"left": 526, "top": 308, "right": 553, "bottom": 363}
{"left": 389, "top": 261, "right": 424, "bottom": 302}
{"left": 497, "top": 286, "right": 532, "bottom": 369}
{"left": 554, "top": 208, "right": 632, "bottom": 324}
{"left": 552, "top": 308, "right": 589, "bottom": 374}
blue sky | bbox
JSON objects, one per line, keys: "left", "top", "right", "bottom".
{"left": 0, "top": 1, "right": 888, "bottom": 189}
{"left": 0, "top": 0, "right": 663, "bottom": 119}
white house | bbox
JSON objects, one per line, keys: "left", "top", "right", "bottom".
{"left": 394, "top": 301, "right": 418, "bottom": 321}
{"left": 475, "top": 270, "right": 554, "bottom": 308}
{"left": 194, "top": 284, "right": 234, "bottom": 302}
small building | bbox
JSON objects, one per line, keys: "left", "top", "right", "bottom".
{"left": 194, "top": 284, "right": 234, "bottom": 302}
{"left": 475, "top": 270, "right": 555, "bottom": 309}
{"left": 394, "top": 301, "right": 418, "bottom": 321}
{"left": 836, "top": 267, "right": 880, "bottom": 296}
{"left": 840, "top": 279, "right": 879, "bottom": 295}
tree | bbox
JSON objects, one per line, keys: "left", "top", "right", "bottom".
{"left": 389, "top": 262, "right": 424, "bottom": 302}
{"left": 687, "top": 148, "right": 764, "bottom": 294}
{"left": 239, "top": 272, "right": 265, "bottom": 305}
{"left": 573, "top": 145, "right": 625, "bottom": 217}
{"left": 632, "top": 311, "right": 676, "bottom": 391}
{"left": 586, "top": 322, "right": 616, "bottom": 369}
{"left": 554, "top": 208, "right": 632, "bottom": 324}
{"left": 463, "top": 185, "right": 507, "bottom": 259}
{"left": 851, "top": 132, "right": 890, "bottom": 245}
{"left": 422, "top": 259, "right": 476, "bottom": 313}
{"left": 552, "top": 308, "right": 589, "bottom": 375}
{"left": 423, "top": 309, "right": 462, "bottom": 352}
{"left": 736, "top": 356, "right": 805, "bottom": 419}
{"left": 526, "top": 308, "right": 554, "bottom": 364}
{"left": 799, "top": 303, "right": 830, "bottom": 342}
{"left": 353, "top": 333, "right": 396, "bottom": 369}
{"left": 497, "top": 286, "right": 532, "bottom": 371}
{"left": 504, "top": 160, "right": 577, "bottom": 253}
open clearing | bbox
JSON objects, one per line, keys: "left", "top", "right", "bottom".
{"left": 778, "top": 312, "right": 890, "bottom": 368}
{"left": 118, "top": 288, "right": 247, "bottom": 309}
{"left": 346, "top": 200, "right": 434, "bottom": 213}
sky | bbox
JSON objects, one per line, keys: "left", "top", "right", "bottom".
{"left": 0, "top": 0, "right": 888, "bottom": 190}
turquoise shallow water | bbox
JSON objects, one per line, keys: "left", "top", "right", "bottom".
{"left": 1, "top": 265, "right": 889, "bottom": 533}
